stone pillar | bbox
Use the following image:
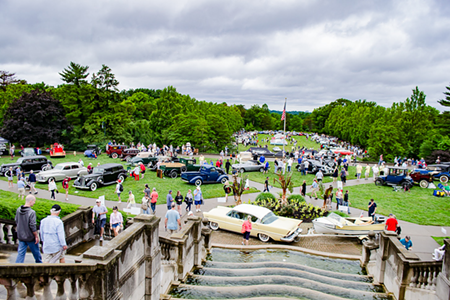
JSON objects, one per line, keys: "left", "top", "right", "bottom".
{"left": 436, "top": 239, "right": 450, "bottom": 300}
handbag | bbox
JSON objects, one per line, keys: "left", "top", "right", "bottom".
{"left": 141, "top": 199, "right": 148, "bottom": 210}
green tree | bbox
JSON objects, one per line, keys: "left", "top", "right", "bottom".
{"left": 91, "top": 64, "right": 119, "bottom": 92}
{"left": 59, "top": 62, "right": 89, "bottom": 86}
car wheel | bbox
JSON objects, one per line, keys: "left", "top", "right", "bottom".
{"left": 375, "top": 179, "right": 383, "bottom": 186}
{"left": 419, "top": 179, "right": 429, "bottom": 188}
{"left": 259, "top": 167, "right": 264, "bottom": 172}
{"left": 240, "top": 168, "right": 245, "bottom": 173}
{"left": 220, "top": 177, "right": 228, "bottom": 184}
{"left": 42, "top": 164, "right": 51, "bottom": 171}
{"left": 118, "top": 174, "right": 125, "bottom": 182}
{"left": 48, "top": 177, "right": 55, "bottom": 183}
{"left": 258, "top": 233, "right": 270, "bottom": 243}
{"left": 112, "top": 153, "right": 119, "bottom": 159}
{"left": 125, "top": 156, "right": 131, "bottom": 162}
{"left": 209, "top": 222, "right": 219, "bottom": 230}
{"left": 194, "top": 179, "right": 202, "bottom": 186}
{"left": 440, "top": 175, "right": 449, "bottom": 183}
{"left": 90, "top": 182, "right": 98, "bottom": 191}
{"left": 180, "top": 166, "right": 187, "bottom": 173}
{"left": 170, "top": 171, "right": 178, "bottom": 179}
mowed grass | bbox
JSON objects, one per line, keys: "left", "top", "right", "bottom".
{"left": 237, "top": 134, "right": 320, "bottom": 153}
{"left": 0, "top": 153, "right": 259, "bottom": 204}
{"left": 344, "top": 183, "right": 450, "bottom": 226}
{"left": 432, "top": 236, "right": 450, "bottom": 246}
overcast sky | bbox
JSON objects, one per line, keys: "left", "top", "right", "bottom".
{"left": 1, "top": 0, "right": 449, "bottom": 112}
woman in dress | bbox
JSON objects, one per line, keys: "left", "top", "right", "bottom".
{"left": 175, "top": 190, "right": 184, "bottom": 216}
{"left": 241, "top": 215, "right": 252, "bottom": 246}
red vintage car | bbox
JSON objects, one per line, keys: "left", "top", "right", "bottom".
{"left": 106, "top": 144, "right": 128, "bottom": 159}
{"left": 49, "top": 143, "right": 66, "bottom": 158}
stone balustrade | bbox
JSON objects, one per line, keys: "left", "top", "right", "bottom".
{"left": 0, "top": 219, "right": 17, "bottom": 248}
{"left": 0, "top": 214, "right": 211, "bottom": 299}
{"left": 363, "top": 230, "right": 450, "bottom": 300}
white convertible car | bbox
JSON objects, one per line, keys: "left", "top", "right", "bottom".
{"left": 203, "top": 204, "right": 302, "bottom": 243}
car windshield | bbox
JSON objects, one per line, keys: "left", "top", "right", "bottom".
{"left": 261, "top": 212, "right": 278, "bottom": 224}
{"left": 54, "top": 165, "right": 64, "bottom": 170}
{"left": 93, "top": 167, "right": 104, "bottom": 174}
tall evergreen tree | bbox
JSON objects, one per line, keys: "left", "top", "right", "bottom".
{"left": 59, "top": 62, "right": 89, "bottom": 86}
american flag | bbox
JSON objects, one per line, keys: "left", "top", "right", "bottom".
{"left": 281, "top": 101, "right": 286, "bottom": 120}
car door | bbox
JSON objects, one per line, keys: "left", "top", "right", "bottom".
{"left": 226, "top": 210, "right": 245, "bottom": 232}
{"left": 70, "top": 164, "right": 80, "bottom": 177}
{"left": 207, "top": 167, "right": 218, "bottom": 182}
{"left": 21, "top": 159, "right": 33, "bottom": 172}
{"left": 61, "top": 165, "right": 71, "bottom": 178}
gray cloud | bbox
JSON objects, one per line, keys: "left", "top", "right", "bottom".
{"left": 1, "top": 0, "right": 449, "bottom": 112}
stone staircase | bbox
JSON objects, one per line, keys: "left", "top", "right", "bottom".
{"left": 170, "top": 248, "right": 392, "bottom": 300}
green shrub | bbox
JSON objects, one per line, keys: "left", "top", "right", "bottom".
{"left": 0, "top": 190, "right": 80, "bottom": 226}
{"left": 255, "top": 192, "right": 277, "bottom": 202}
{"left": 286, "top": 194, "right": 306, "bottom": 203}
{"left": 252, "top": 196, "right": 325, "bottom": 222}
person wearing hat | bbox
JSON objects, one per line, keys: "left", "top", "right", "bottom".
{"left": 115, "top": 180, "right": 123, "bottom": 202}
{"left": 40, "top": 204, "right": 67, "bottom": 263}
{"left": 92, "top": 199, "right": 108, "bottom": 241}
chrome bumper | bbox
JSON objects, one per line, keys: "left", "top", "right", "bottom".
{"left": 280, "top": 227, "right": 303, "bottom": 242}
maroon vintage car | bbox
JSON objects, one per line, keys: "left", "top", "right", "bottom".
{"left": 409, "top": 170, "right": 437, "bottom": 188}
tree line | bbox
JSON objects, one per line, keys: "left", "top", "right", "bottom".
{"left": 308, "top": 86, "right": 450, "bottom": 161}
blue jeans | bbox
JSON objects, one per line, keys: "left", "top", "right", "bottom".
{"left": 16, "top": 240, "right": 42, "bottom": 263}
{"left": 150, "top": 202, "right": 156, "bottom": 213}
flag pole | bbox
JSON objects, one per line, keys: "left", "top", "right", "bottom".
{"left": 283, "top": 98, "right": 287, "bottom": 158}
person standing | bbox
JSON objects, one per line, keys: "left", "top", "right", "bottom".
{"left": 274, "top": 159, "right": 279, "bottom": 173}
{"left": 175, "top": 190, "right": 184, "bottom": 216}
{"left": 365, "top": 164, "right": 370, "bottom": 180}
{"left": 166, "top": 190, "right": 174, "bottom": 210}
{"left": 110, "top": 206, "right": 123, "bottom": 237}
{"left": 343, "top": 190, "right": 350, "bottom": 214}
{"left": 40, "top": 204, "right": 67, "bottom": 263}
{"left": 17, "top": 178, "right": 26, "bottom": 200}
{"left": 92, "top": 199, "right": 107, "bottom": 241}
{"left": 332, "top": 166, "right": 338, "bottom": 184}
{"left": 133, "top": 164, "right": 140, "bottom": 181}
{"left": 356, "top": 163, "right": 362, "bottom": 180}
{"left": 385, "top": 214, "right": 398, "bottom": 232}
{"left": 264, "top": 161, "right": 269, "bottom": 174}
{"left": 139, "top": 162, "right": 146, "bottom": 179}
{"left": 165, "top": 203, "right": 181, "bottom": 234}
{"left": 335, "top": 189, "right": 343, "bottom": 210}
{"left": 150, "top": 188, "right": 158, "bottom": 214}
{"left": 287, "top": 158, "right": 293, "bottom": 172}
{"left": 301, "top": 180, "right": 307, "bottom": 197}
{"left": 316, "top": 170, "right": 323, "bottom": 183}
{"left": 48, "top": 178, "right": 57, "bottom": 200}
{"left": 368, "top": 199, "right": 377, "bottom": 220}
{"left": 225, "top": 159, "right": 231, "bottom": 174}
{"left": 6, "top": 167, "right": 14, "bottom": 188}
{"left": 194, "top": 186, "right": 202, "bottom": 212}
{"left": 340, "top": 168, "right": 347, "bottom": 185}
{"left": 127, "top": 190, "right": 136, "bottom": 208}
{"left": 15, "top": 195, "right": 42, "bottom": 263}
{"left": 223, "top": 182, "right": 232, "bottom": 201}
{"left": 372, "top": 164, "right": 379, "bottom": 179}
{"left": 114, "top": 180, "right": 123, "bottom": 202}
{"left": 263, "top": 177, "right": 270, "bottom": 192}
{"left": 9, "top": 144, "right": 15, "bottom": 160}
{"left": 241, "top": 215, "right": 252, "bottom": 246}
{"left": 28, "top": 170, "right": 38, "bottom": 194}
{"left": 310, "top": 179, "right": 319, "bottom": 199}
{"left": 185, "top": 189, "right": 193, "bottom": 212}
{"left": 62, "top": 176, "right": 71, "bottom": 201}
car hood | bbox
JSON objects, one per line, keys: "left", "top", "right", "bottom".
{"left": 38, "top": 169, "right": 63, "bottom": 176}
{"left": 269, "top": 217, "right": 302, "bottom": 235}
{"left": 1, "top": 162, "right": 20, "bottom": 168}
{"left": 79, "top": 173, "right": 102, "bottom": 180}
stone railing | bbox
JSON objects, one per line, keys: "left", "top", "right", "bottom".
{"left": 362, "top": 230, "right": 450, "bottom": 300}
{"left": 159, "top": 217, "right": 212, "bottom": 295}
{"left": 0, "top": 214, "right": 211, "bottom": 300}
{"left": 0, "top": 219, "right": 17, "bottom": 249}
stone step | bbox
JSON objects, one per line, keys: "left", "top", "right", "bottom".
{"left": 201, "top": 261, "right": 371, "bottom": 283}
{"left": 195, "top": 268, "right": 374, "bottom": 291}
{"left": 188, "top": 275, "right": 385, "bottom": 298}
{"left": 172, "top": 284, "right": 392, "bottom": 300}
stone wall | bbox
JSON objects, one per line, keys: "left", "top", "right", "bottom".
{"left": 0, "top": 214, "right": 211, "bottom": 300}
{"left": 363, "top": 230, "right": 448, "bottom": 300}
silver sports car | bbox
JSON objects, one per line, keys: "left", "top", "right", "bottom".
{"left": 231, "top": 160, "right": 265, "bottom": 173}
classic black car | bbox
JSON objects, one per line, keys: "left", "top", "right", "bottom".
{"left": 296, "top": 159, "right": 334, "bottom": 175}
{"left": 0, "top": 156, "right": 52, "bottom": 176}
{"left": 247, "top": 147, "right": 276, "bottom": 157}
{"left": 181, "top": 165, "right": 229, "bottom": 186}
{"left": 73, "top": 163, "right": 128, "bottom": 191}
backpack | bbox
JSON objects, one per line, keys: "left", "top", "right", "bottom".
{"left": 119, "top": 184, "right": 124, "bottom": 192}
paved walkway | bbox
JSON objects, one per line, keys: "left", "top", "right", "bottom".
{"left": 1, "top": 165, "right": 448, "bottom": 261}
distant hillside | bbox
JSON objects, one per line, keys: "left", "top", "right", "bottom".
{"left": 270, "top": 110, "right": 311, "bottom": 118}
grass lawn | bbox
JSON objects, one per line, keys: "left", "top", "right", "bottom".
{"left": 432, "top": 236, "right": 450, "bottom": 246}
{"left": 343, "top": 183, "right": 450, "bottom": 226}
{"left": 237, "top": 134, "right": 320, "bottom": 153}
{"left": 243, "top": 161, "right": 357, "bottom": 188}
{"left": 0, "top": 154, "right": 259, "bottom": 204}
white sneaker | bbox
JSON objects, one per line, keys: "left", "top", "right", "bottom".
{"left": 198, "top": 209, "right": 201, "bottom": 212}
{"left": 100, "top": 236, "right": 104, "bottom": 241}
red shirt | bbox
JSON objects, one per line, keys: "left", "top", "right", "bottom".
{"left": 385, "top": 217, "right": 398, "bottom": 231}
